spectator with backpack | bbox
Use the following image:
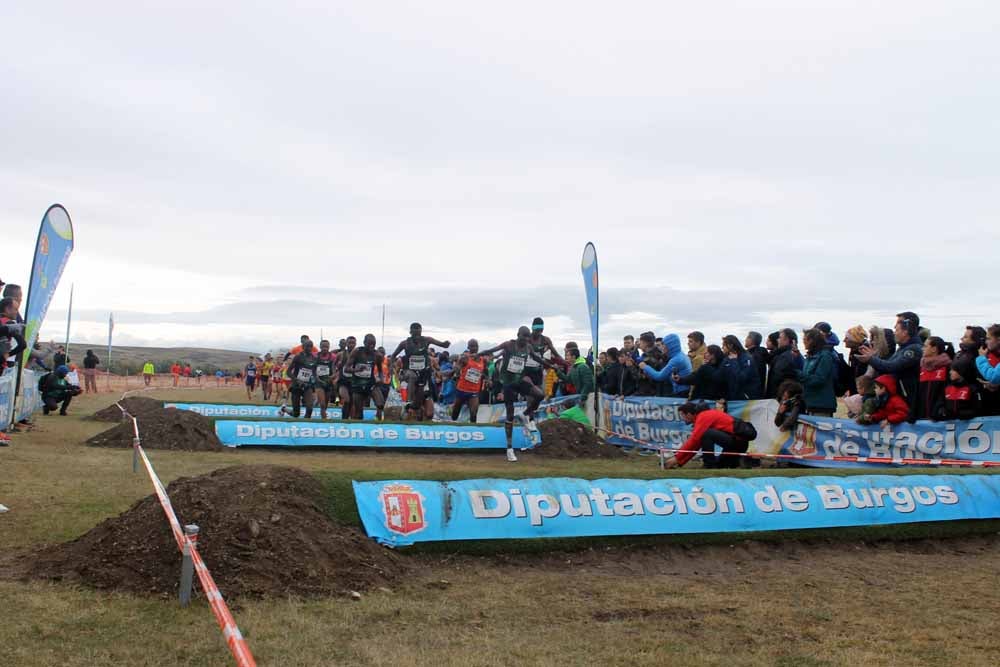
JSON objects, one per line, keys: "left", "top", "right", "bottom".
{"left": 662, "top": 401, "right": 757, "bottom": 469}
{"left": 41, "top": 365, "right": 81, "bottom": 415}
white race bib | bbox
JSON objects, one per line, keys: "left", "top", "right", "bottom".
{"left": 355, "top": 364, "right": 373, "bottom": 378}
{"left": 296, "top": 368, "right": 314, "bottom": 382}
{"left": 316, "top": 365, "right": 331, "bottom": 377}
{"left": 507, "top": 356, "right": 526, "bottom": 374}
{"left": 408, "top": 356, "right": 427, "bottom": 371}
{"left": 465, "top": 367, "right": 482, "bottom": 384}
{"left": 525, "top": 356, "right": 541, "bottom": 368}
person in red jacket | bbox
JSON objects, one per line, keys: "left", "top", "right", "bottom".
{"left": 662, "top": 402, "right": 747, "bottom": 469}
{"left": 857, "top": 374, "right": 909, "bottom": 426}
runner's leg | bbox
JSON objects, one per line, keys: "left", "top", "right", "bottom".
{"left": 503, "top": 386, "right": 517, "bottom": 461}
{"left": 371, "top": 386, "right": 385, "bottom": 420}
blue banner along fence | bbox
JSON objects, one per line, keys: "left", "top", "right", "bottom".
{"left": 166, "top": 402, "right": 378, "bottom": 420}
{"left": 354, "top": 474, "right": 1000, "bottom": 547}
{"left": 780, "top": 414, "right": 1000, "bottom": 467}
{"left": 215, "top": 420, "right": 533, "bottom": 449}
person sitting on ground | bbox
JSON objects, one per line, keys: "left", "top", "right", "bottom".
{"left": 774, "top": 379, "right": 805, "bottom": 432}
{"left": 674, "top": 344, "right": 726, "bottom": 400}
{"left": 638, "top": 333, "right": 691, "bottom": 397}
{"left": 844, "top": 375, "right": 877, "bottom": 420}
{"left": 687, "top": 331, "right": 707, "bottom": 373}
{"left": 798, "top": 329, "right": 837, "bottom": 417}
{"left": 42, "top": 365, "right": 81, "bottom": 416}
{"left": 916, "top": 336, "right": 954, "bottom": 421}
{"left": 857, "top": 374, "right": 909, "bottom": 426}
{"left": 662, "top": 401, "right": 755, "bottom": 469}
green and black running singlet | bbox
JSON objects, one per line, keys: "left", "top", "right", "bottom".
{"left": 404, "top": 338, "right": 430, "bottom": 375}
{"left": 525, "top": 337, "right": 546, "bottom": 379}
{"left": 292, "top": 354, "right": 318, "bottom": 387}
{"left": 500, "top": 343, "right": 531, "bottom": 386}
{"left": 315, "top": 352, "right": 335, "bottom": 387}
{"left": 351, "top": 349, "right": 377, "bottom": 391}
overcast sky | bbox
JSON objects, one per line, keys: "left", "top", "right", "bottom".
{"left": 2, "top": 2, "right": 996, "bottom": 357}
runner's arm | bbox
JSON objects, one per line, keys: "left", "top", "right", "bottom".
{"left": 425, "top": 336, "right": 451, "bottom": 348}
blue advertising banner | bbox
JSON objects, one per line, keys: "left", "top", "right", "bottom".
{"left": 215, "top": 420, "right": 531, "bottom": 449}
{"left": 780, "top": 415, "right": 1000, "bottom": 467}
{"left": 166, "top": 402, "right": 377, "bottom": 420}
{"left": 439, "top": 394, "right": 582, "bottom": 424}
{"left": 354, "top": 474, "right": 1000, "bottom": 546}
{"left": 21, "top": 205, "right": 75, "bottom": 362}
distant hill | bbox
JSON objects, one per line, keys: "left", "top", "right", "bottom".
{"left": 64, "top": 344, "right": 257, "bottom": 374}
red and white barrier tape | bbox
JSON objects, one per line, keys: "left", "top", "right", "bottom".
{"left": 116, "top": 401, "right": 257, "bottom": 667}
{"left": 595, "top": 426, "right": 1000, "bottom": 468}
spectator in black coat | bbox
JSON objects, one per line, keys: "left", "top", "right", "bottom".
{"left": 855, "top": 313, "right": 923, "bottom": 422}
{"left": 765, "top": 328, "right": 800, "bottom": 399}
{"left": 744, "top": 331, "right": 768, "bottom": 398}
{"left": 600, "top": 347, "right": 635, "bottom": 396}
{"left": 675, "top": 345, "right": 726, "bottom": 400}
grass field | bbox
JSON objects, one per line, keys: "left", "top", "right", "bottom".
{"left": 2, "top": 386, "right": 1000, "bottom": 666}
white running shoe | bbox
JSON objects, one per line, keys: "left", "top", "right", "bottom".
{"left": 506, "top": 448, "right": 518, "bottom": 462}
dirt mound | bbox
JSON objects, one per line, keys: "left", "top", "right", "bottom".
{"left": 29, "top": 465, "right": 405, "bottom": 598}
{"left": 530, "top": 419, "right": 627, "bottom": 458}
{"left": 92, "top": 396, "right": 164, "bottom": 422}
{"left": 87, "top": 407, "right": 223, "bottom": 451}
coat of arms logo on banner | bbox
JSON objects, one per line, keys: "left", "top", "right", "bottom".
{"left": 380, "top": 483, "right": 427, "bottom": 536}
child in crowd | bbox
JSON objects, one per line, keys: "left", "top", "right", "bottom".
{"left": 844, "top": 374, "right": 877, "bottom": 420}
{"left": 774, "top": 380, "right": 805, "bottom": 432}
{"left": 857, "top": 375, "right": 909, "bottom": 426}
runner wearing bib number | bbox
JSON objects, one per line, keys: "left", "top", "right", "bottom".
{"left": 260, "top": 354, "right": 273, "bottom": 400}
{"left": 479, "top": 326, "right": 551, "bottom": 462}
{"left": 346, "top": 334, "right": 387, "bottom": 419}
{"left": 287, "top": 341, "right": 318, "bottom": 418}
{"left": 390, "top": 323, "right": 451, "bottom": 421}
{"left": 337, "top": 336, "right": 357, "bottom": 418}
{"left": 244, "top": 356, "right": 257, "bottom": 400}
{"left": 526, "top": 317, "right": 566, "bottom": 389}
{"left": 451, "top": 338, "right": 488, "bottom": 423}
{"left": 314, "top": 340, "right": 337, "bottom": 419}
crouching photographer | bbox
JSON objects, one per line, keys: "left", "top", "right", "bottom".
{"left": 41, "top": 365, "right": 82, "bottom": 416}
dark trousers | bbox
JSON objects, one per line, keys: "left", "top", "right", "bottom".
{"left": 699, "top": 428, "right": 748, "bottom": 468}
{"left": 43, "top": 395, "right": 72, "bottom": 415}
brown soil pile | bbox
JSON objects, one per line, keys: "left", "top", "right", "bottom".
{"left": 92, "top": 396, "right": 165, "bottom": 422}
{"left": 87, "top": 407, "right": 224, "bottom": 451}
{"left": 530, "top": 419, "right": 628, "bottom": 458}
{"left": 29, "top": 465, "right": 405, "bottom": 598}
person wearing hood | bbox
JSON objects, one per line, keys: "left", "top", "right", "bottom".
{"left": 687, "top": 331, "right": 707, "bottom": 372}
{"left": 42, "top": 365, "right": 81, "bottom": 415}
{"left": 916, "top": 336, "right": 953, "bottom": 420}
{"left": 797, "top": 329, "right": 837, "bottom": 416}
{"left": 855, "top": 314, "right": 923, "bottom": 421}
{"left": 857, "top": 374, "right": 909, "bottom": 426}
{"left": 719, "top": 335, "right": 761, "bottom": 400}
{"left": 638, "top": 333, "right": 692, "bottom": 397}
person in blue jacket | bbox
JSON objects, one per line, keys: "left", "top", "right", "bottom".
{"left": 719, "top": 335, "right": 762, "bottom": 400}
{"left": 638, "top": 333, "right": 691, "bottom": 397}
{"left": 976, "top": 324, "right": 1000, "bottom": 385}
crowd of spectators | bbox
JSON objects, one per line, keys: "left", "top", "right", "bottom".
{"left": 592, "top": 312, "right": 1000, "bottom": 426}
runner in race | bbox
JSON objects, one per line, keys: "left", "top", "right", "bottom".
{"left": 390, "top": 323, "right": 450, "bottom": 421}
{"left": 244, "top": 355, "right": 257, "bottom": 400}
{"left": 346, "top": 334, "right": 386, "bottom": 420}
{"left": 525, "top": 316, "right": 565, "bottom": 391}
{"left": 271, "top": 358, "right": 287, "bottom": 403}
{"left": 314, "top": 340, "right": 337, "bottom": 419}
{"left": 287, "top": 340, "right": 318, "bottom": 418}
{"left": 479, "top": 326, "right": 553, "bottom": 462}
{"left": 451, "top": 339, "right": 489, "bottom": 423}
{"left": 260, "top": 353, "right": 273, "bottom": 401}
{"left": 336, "top": 335, "right": 358, "bottom": 418}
